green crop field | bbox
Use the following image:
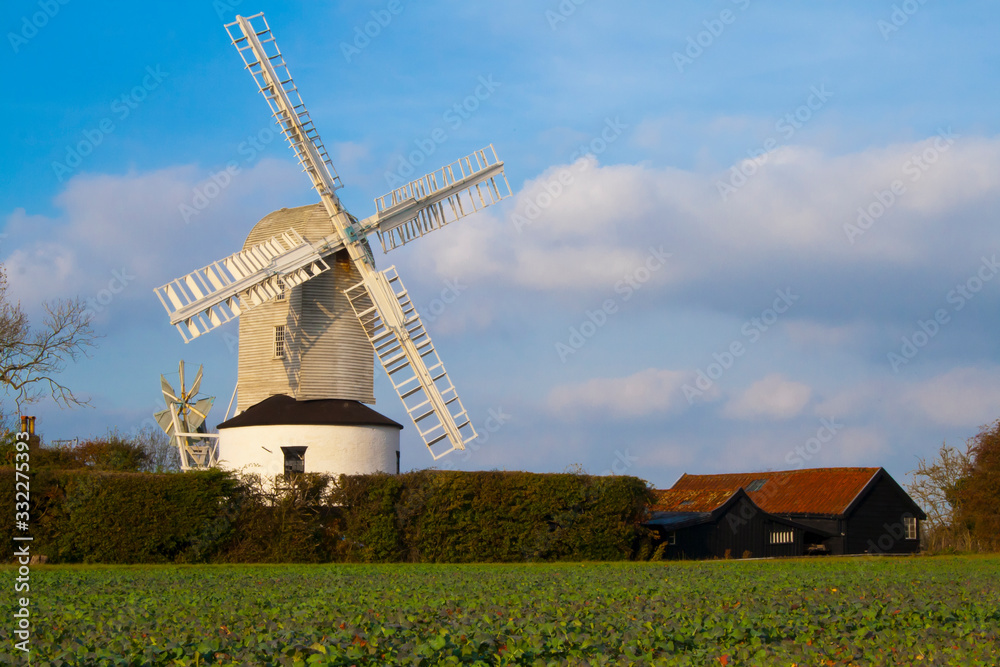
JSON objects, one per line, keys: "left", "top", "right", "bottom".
{"left": 3, "top": 556, "right": 998, "bottom": 666}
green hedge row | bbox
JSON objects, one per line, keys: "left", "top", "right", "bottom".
{"left": 1, "top": 467, "right": 238, "bottom": 563}
{"left": 334, "top": 471, "right": 652, "bottom": 562}
{"left": 1, "top": 467, "right": 652, "bottom": 564}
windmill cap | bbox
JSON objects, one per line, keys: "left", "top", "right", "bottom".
{"left": 217, "top": 394, "right": 402, "bottom": 430}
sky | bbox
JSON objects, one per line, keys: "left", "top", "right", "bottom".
{"left": 3, "top": 0, "right": 1000, "bottom": 490}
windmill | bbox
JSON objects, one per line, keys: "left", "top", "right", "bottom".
{"left": 154, "top": 361, "right": 218, "bottom": 471}
{"left": 154, "top": 13, "right": 510, "bottom": 469}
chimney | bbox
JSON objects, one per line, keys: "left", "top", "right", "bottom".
{"left": 19, "top": 416, "right": 36, "bottom": 437}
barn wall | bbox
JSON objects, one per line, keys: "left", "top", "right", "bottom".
{"left": 653, "top": 500, "right": 813, "bottom": 560}
{"left": 707, "top": 497, "right": 768, "bottom": 559}
{"left": 762, "top": 519, "right": 802, "bottom": 558}
{"left": 777, "top": 516, "right": 843, "bottom": 555}
{"left": 663, "top": 523, "right": 712, "bottom": 560}
{"left": 844, "top": 476, "right": 921, "bottom": 554}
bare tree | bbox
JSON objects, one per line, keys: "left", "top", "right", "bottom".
{"left": 907, "top": 441, "right": 975, "bottom": 552}
{"left": 0, "top": 265, "right": 97, "bottom": 412}
{"left": 132, "top": 423, "right": 181, "bottom": 472}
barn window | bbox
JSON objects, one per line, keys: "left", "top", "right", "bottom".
{"left": 666, "top": 531, "right": 676, "bottom": 545}
{"left": 769, "top": 530, "right": 794, "bottom": 544}
{"left": 746, "top": 479, "right": 767, "bottom": 492}
{"left": 281, "top": 446, "right": 306, "bottom": 478}
{"left": 274, "top": 325, "right": 286, "bottom": 358}
{"left": 904, "top": 516, "right": 918, "bottom": 540}
{"left": 275, "top": 278, "right": 286, "bottom": 301}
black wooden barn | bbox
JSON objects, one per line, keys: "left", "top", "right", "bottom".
{"left": 646, "top": 467, "right": 926, "bottom": 559}
{"left": 645, "top": 488, "right": 829, "bottom": 560}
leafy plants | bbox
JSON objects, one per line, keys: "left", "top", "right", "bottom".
{"left": 3, "top": 556, "right": 997, "bottom": 665}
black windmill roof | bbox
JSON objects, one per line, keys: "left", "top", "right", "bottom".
{"left": 217, "top": 394, "right": 402, "bottom": 430}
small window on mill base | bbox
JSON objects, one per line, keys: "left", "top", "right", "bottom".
{"left": 281, "top": 446, "right": 307, "bottom": 479}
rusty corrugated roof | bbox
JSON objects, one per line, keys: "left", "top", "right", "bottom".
{"left": 649, "top": 488, "right": 738, "bottom": 512}
{"left": 668, "top": 467, "right": 882, "bottom": 516}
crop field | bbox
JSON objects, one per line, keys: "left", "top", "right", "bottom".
{"left": 2, "top": 556, "right": 998, "bottom": 666}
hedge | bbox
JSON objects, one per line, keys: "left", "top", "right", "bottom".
{"left": 1, "top": 467, "right": 238, "bottom": 563}
{"left": 1, "top": 467, "right": 652, "bottom": 564}
{"left": 332, "top": 470, "right": 653, "bottom": 563}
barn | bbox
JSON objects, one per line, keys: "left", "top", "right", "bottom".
{"left": 646, "top": 488, "right": 831, "bottom": 560}
{"left": 648, "top": 467, "right": 926, "bottom": 558}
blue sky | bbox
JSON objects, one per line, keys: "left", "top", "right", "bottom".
{"left": 3, "top": 0, "right": 1000, "bottom": 489}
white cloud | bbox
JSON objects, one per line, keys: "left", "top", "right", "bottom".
{"left": 814, "top": 367, "right": 1000, "bottom": 431}
{"left": 813, "top": 382, "right": 884, "bottom": 421}
{"left": 545, "top": 367, "right": 694, "bottom": 419}
{"left": 413, "top": 134, "right": 1000, "bottom": 308}
{"left": 898, "top": 367, "right": 1000, "bottom": 428}
{"left": 1, "top": 160, "right": 303, "bottom": 322}
{"left": 785, "top": 320, "right": 867, "bottom": 348}
{"left": 827, "top": 427, "right": 889, "bottom": 466}
{"left": 724, "top": 374, "right": 812, "bottom": 420}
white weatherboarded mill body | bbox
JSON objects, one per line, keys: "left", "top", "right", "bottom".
{"left": 234, "top": 204, "right": 374, "bottom": 410}
{"left": 154, "top": 13, "right": 510, "bottom": 480}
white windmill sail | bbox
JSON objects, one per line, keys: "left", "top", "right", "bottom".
{"left": 154, "top": 229, "right": 332, "bottom": 342}
{"left": 368, "top": 146, "right": 511, "bottom": 254}
{"left": 225, "top": 12, "right": 482, "bottom": 457}
{"left": 345, "top": 268, "right": 475, "bottom": 459}
{"left": 156, "top": 361, "right": 218, "bottom": 471}
{"left": 154, "top": 12, "right": 511, "bottom": 458}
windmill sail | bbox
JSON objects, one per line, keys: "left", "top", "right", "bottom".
{"left": 156, "top": 362, "right": 218, "bottom": 470}
{"left": 345, "top": 267, "right": 476, "bottom": 458}
{"left": 225, "top": 13, "right": 343, "bottom": 198}
{"left": 154, "top": 229, "right": 331, "bottom": 342}
{"left": 371, "top": 146, "right": 511, "bottom": 253}
{"left": 153, "top": 12, "right": 507, "bottom": 458}
{"left": 225, "top": 13, "right": 482, "bottom": 456}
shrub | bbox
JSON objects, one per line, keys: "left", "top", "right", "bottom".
{"left": 1, "top": 467, "right": 652, "bottom": 564}
{"left": 332, "top": 470, "right": 652, "bottom": 563}
{"left": 1, "top": 467, "right": 237, "bottom": 563}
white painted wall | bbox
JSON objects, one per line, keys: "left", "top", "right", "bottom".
{"left": 217, "top": 423, "right": 399, "bottom": 479}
